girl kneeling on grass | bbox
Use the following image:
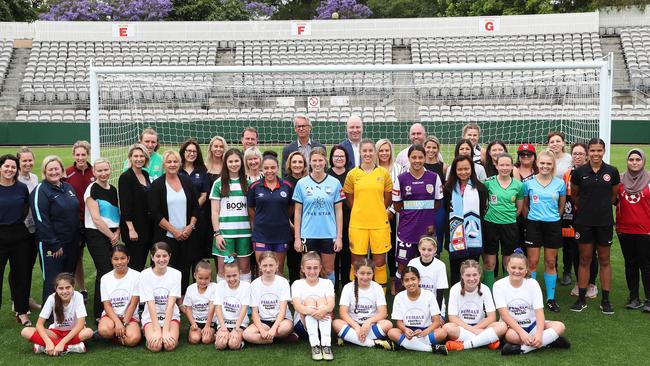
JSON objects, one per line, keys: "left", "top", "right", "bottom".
{"left": 493, "top": 251, "right": 570, "bottom": 355}
{"left": 292, "top": 251, "right": 336, "bottom": 361}
{"left": 21, "top": 273, "right": 93, "bottom": 355}
{"left": 182, "top": 260, "right": 217, "bottom": 345}
{"left": 406, "top": 237, "right": 448, "bottom": 313}
{"left": 387, "top": 266, "right": 448, "bottom": 355}
{"left": 214, "top": 259, "right": 251, "bottom": 350}
{"left": 332, "top": 258, "right": 393, "bottom": 350}
{"left": 443, "top": 259, "right": 505, "bottom": 351}
{"left": 140, "top": 242, "right": 181, "bottom": 352}
{"left": 243, "top": 252, "right": 297, "bottom": 344}
{"left": 97, "top": 245, "right": 141, "bottom": 347}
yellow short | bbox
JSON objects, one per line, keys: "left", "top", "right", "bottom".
{"left": 349, "top": 226, "right": 391, "bottom": 255}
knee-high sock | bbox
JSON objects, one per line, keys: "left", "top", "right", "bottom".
{"left": 305, "top": 316, "right": 320, "bottom": 347}
{"left": 484, "top": 270, "right": 495, "bottom": 289}
{"left": 318, "top": 318, "right": 332, "bottom": 346}
{"left": 339, "top": 325, "right": 374, "bottom": 347}
{"left": 240, "top": 272, "right": 252, "bottom": 283}
{"left": 531, "top": 271, "right": 537, "bottom": 280}
{"left": 521, "top": 329, "right": 559, "bottom": 353}
{"left": 398, "top": 334, "right": 432, "bottom": 352}
{"left": 327, "top": 272, "right": 336, "bottom": 287}
{"left": 456, "top": 327, "right": 475, "bottom": 342}
{"left": 375, "top": 265, "right": 387, "bottom": 293}
{"left": 463, "top": 328, "right": 498, "bottom": 349}
{"left": 544, "top": 272, "right": 557, "bottom": 300}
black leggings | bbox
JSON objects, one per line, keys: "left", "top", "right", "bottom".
{"left": 0, "top": 225, "right": 32, "bottom": 314}
{"left": 618, "top": 233, "right": 650, "bottom": 300}
{"left": 86, "top": 228, "right": 116, "bottom": 321}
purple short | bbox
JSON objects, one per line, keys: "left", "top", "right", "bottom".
{"left": 395, "top": 237, "right": 419, "bottom": 265}
{"left": 254, "top": 242, "right": 288, "bottom": 253}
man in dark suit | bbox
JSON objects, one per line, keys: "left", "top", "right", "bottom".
{"left": 338, "top": 115, "right": 363, "bottom": 170}
{"left": 281, "top": 114, "right": 325, "bottom": 176}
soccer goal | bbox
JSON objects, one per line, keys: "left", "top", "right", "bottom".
{"left": 89, "top": 60, "right": 612, "bottom": 180}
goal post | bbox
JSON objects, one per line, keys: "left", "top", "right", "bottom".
{"left": 89, "top": 60, "right": 613, "bottom": 176}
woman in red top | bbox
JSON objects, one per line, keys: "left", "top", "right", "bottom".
{"left": 616, "top": 148, "right": 650, "bottom": 312}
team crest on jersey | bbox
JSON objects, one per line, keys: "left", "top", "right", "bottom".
{"left": 603, "top": 174, "right": 611, "bottom": 182}
{"left": 490, "top": 194, "right": 498, "bottom": 203}
{"left": 68, "top": 190, "right": 76, "bottom": 197}
{"left": 195, "top": 173, "right": 200, "bottom": 179}
{"left": 624, "top": 192, "right": 641, "bottom": 204}
{"left": 426, "top": 184, "right": 434, "bottom": 194}
{"left": 511, "top": 195, "right": 516, "bottom": 202}
{"left": 306, "top": 187, "right": 313, "bottom": 196}
{"left": 280, "top": 191, "right": 287, "bottom": 198}
{"left": 325, "top": 186, "right": 333, "bottom": 194}
{"left": 532, "top": 194, "right": 539, "bottom": 203}
{"left": 405, "top": 185, "right": 412, "bottom": 196}
{"left": 574, "top": 231, "right": 581, "bottom": 240}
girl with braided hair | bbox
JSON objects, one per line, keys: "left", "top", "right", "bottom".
{"left": 333, "top": 258, "right": 393, "bottom": 349}
{"left": 443, "top": 259, "right": 506, "bottom": 351}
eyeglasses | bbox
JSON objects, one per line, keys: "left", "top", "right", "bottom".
{"left": 295, "top": 124, "right": 310, "bottom": 129}
{"left": 572, "top": 152, "right": 586, "bottom": 156}
{"left": 518, "top": 153, "right": 533, "bottom": 157}
{"left": 185, "top": 150, "right": 197, "bottom": 155}
{"left": 333, "top": 156, "right": 346, "bottom": 160}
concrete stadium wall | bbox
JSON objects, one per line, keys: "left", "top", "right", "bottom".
{"left": 1, "top": 120, "right": 647, "bottom": 146}
{"left": 0, "top": 12, "right": 599, "bottom": 42}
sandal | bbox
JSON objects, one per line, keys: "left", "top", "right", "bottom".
{"left": 16, "top": 314, "right": 32, "bottom": 327}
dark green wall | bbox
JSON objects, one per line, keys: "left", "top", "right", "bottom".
{"left": 0, "top": 120, "right": 647, "bottom": 146}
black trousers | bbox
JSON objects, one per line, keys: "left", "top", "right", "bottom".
{"left": 86, "top": 228, "right": 116, "bottom": 320}
{"left": 0, "top": 225, "right": 32, "bottom": 314}
{"left": 123, "top": 224, "right": 152, "bottom": 272}
{"left": 334, "top": 221, "right": 351, "bottom": 289}
{"left": 618, "top": 233, "right": 650, "bottom": 300}
{"left": 161, "top": 235, "right": 192, "bottom": 294}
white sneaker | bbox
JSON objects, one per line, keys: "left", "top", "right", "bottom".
{"left": 33, "top": 344, "right": 45, "bottom": 354}
{"left": 587, "top": 284, "right": 598, "bottom": 299}
{"left": 570, "top": 285, "right": 579, "bottom": 296}
{"left": 66, "top": 342, "right": 87, "bottom": 353}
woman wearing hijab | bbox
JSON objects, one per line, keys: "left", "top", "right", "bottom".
{"left": 616, "top": 149, "right": 650, "bottom": 313}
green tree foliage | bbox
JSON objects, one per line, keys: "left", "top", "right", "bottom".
{"left": 0, "top": 0, "right": 38, "bottom": 21}
{"left": 273, "top": 0, "right": 319, "bottom": 20}
{"left": 170, "top": 0, "right": 250, "bottom": 20}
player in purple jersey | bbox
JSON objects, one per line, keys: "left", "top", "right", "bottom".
{"left": 392, "top": 145, "right": 443, "bottom": 291}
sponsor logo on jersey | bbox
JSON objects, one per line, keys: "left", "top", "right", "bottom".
{"left": 574, "top": 231, "right": 581, "bottom": 240}
{"left": 325, "top": 186, "right": 333, "bottom": 194}
{"left": 306, "top": 187, "right": 313, "bottom": 196}
{"left": 603, "top": 173, "right": 611, "bottom": 182}
{"left": 280, "top": 191, "right": 287, "bottom": 198}
{"left": 532, "top": 194, "right": 539, "bottom": 203}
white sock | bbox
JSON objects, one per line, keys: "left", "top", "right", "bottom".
{"left": 456, "top": 327, "right": 475, "bottom": 342}
{"left": 463, "top": 328, "right": 498, "bottom": 349}
{"left": 399, "top": 336, "right": 432, "bottom": 352}
{"left": 339, "top": 326, "right": 375, "bottom": 347}
{"left": 216, "top": 276, "right": 224, "bottom": 283}
{"left": 318, "top": 318, "right": 332, "bottom": 346}
{"left": 521, "top": 329, "right": 558, "bottom": 353}
{"left": 305, "top": 316, "right": 320, "bottom": 347}
{"left": 240, "top": 272, "right": 252, "bottom": 283}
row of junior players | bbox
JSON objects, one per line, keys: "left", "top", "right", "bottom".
{"left": 20, "top": 241, "right": 569, "bottom": 359}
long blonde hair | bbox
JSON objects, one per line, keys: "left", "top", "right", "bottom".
{"left": 206, "top": 135, "right": 228, "bottom": 170}
{"left": 375, "top": 138, "right": 393, "bottom": 167}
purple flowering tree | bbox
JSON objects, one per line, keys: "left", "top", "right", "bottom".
{"left": 244, "top": 1, "right": 276, "bottom": 20}
{"left": 315, "top": 0, "right": 372, "bottom": 19}
{"left": 40, "top": 0, "right": 171, "bottom": 21}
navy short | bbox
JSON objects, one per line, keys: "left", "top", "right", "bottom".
{"left": 525, "top": 220, "right": 562, "bottom": 249}
{"left": 303, "top": 238, "right": 335, "bottom": 254}
{"left": 574, "top": 224, "right": 613, "bottom": 246}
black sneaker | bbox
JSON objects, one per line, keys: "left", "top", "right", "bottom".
{"left": 600, "top": 300, "right": 615, "bottom": 315}
{"left": 643, "top": 300, "right": 650, "bottom": 313}
{"left": 549, "top": 336, "right": 571, "bottom": 349}
{"left": 569, "top": 299, "right": 587, "bottom": 312}
{"left": 433, "top": 344, "right": 448, "bottom": 356}
{"left": 501, "top": 342, "right": 522, "bottom": 356}
{"left": 546, "top": 299, "right": 561, "bottom": 313}
{"left": 625, "top": 298, "right": 643, "bottom": 310}
{"left": 560, "top": 272, "right": 572, "bottom": 286}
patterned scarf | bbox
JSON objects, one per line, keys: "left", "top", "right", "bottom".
{"left": 448, "top": 180, "right": 483, "bottom": 259}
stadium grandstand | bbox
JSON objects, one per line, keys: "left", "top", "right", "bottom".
{"left": 0, "top": 8, "right": 648, "bottom": 150}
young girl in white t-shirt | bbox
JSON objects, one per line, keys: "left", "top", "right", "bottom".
{"left": 97, "top": 245, "right": 141, "bottom": 347}
{"left": 387, "top": 266, "right": 448, "bottom": 355}
{"left": 21, "top": 273, "right": 93, "bottom": 355}
{"left": 214, "top": 259, "right": 251, "bottom": 350}
{"left": 442, "top": 259, "right": 506, "bottom": 351}
{"left": 291, "top": 252, "right": 336, "bottom": 361}
{"left": 140, "top": 242, "right": 182, "bottom": 352}
{"left": 182, "top": 260, "right": 217, "bottom": 345}
{"left": 243, "top": 252, "right": 296, "bottom": 344}
{"left": 406, "top": 237, "right": 448, "bottom": 312}
{"left": 332, "top": 258, "right": 393, "bottom": 349}
{"left": 493, "top": 252, "right": 570, "bottom": 355}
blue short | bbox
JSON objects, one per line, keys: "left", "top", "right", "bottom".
{"left": 254, "top": 242, "right": 288, "bottom": 253}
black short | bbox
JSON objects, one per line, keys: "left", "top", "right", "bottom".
{"left": 196, "top": 322, "right": 216, "bottom": 330}
{"left": 483, "top": 221, "right": 519, "bottom": 256}
{"left": 261, "top": 320, "right": 275, "bottom": 328}
{"left": 303, "top": 238, "right": 335, "bottom": 254}
{"left": 525, "top": 220, "right": 562, "bottom": 249}
{"left": 574, "top": 224, "right": 613, "bottom": 246}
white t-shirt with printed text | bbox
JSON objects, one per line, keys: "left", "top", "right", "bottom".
{"left": 391, "top": 289, "right": 440, "bottom": 329}
{"left": 100, "top": 268, "right": 141, "bottom": 320}
{"left": 183, "top": 282, "right": 218, "bottom": 324}
{"left": 339, "top": 281, "right": 386, "bottom": 324}
{"left": 139, "top": 267, "right": 182, "bottom": 325}
{"left": 447, "top": 282, "right": 495, "bottom": 326}
{"left": 493, "top": 277, "right": 543, "bottom": 328}
{"left": 250, "top": 275, "right": 292, "bottom": 321}
{"left": 40, "top": 291, "right": 87, "bottom": 331}
{"left": 407, "top": 257, "right": 449, "bottom": 293}
{"left": 291, "top": 278, "right": 335, "bottom": 304}
{"left": 213, "top": 280, "right": 251, "bottom": 328}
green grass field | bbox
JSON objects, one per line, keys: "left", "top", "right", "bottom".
{"left": 0, "top": 144, "right": 647, "bottom": 365}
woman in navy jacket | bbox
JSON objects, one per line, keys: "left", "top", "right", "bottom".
{"left": 149, "top": 150, "right": 200, "bottom": 294}
{"left": 30, "top": 155, "right": 79, "bottom": 303}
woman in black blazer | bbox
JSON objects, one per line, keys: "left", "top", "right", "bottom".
{"left": 149, "top": 150, "right": 200, "bottom": 294}
{"left": 118, "top": 144, "right": 152, "bottom": 271}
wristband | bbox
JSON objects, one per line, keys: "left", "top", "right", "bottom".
{"left": 213, "top": 230, "right": 221, "bottom": 236}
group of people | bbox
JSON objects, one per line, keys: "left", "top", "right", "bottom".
{"left": 0, "top": 114, "right": 647, "bottom": 359}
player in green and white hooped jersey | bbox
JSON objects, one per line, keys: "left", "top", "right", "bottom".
{"left": 210, "top": 149, "right": 252, "bottom": 283}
